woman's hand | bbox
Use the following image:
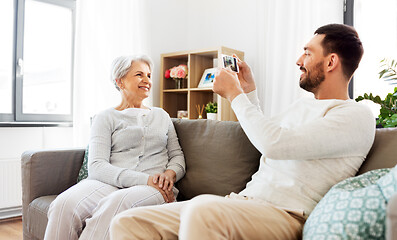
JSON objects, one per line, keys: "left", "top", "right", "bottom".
{"left": 152, "top": 169, "right": 176, "bottom": 192}
{"left": 233, "top": 54, "right": 256, "bottom": 93}
{"left": 147, "top": 176, "right": 174, "bottom": 203}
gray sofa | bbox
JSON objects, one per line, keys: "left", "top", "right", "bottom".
{"left": 21, "top": 119, "right": 397, "bottom": 240}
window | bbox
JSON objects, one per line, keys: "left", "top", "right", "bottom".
{"left": 348, "top": 0, "right": 397, "bottom": 117}
{"left": 0, "top": 0, "right": 75, "bottom": 123}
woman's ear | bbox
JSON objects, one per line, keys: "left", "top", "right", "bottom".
{"left": 327, "top": 53, "right": 339, "bottom": 72}
{"left": 116, "top": 79, "right": 123, "bottom": 89}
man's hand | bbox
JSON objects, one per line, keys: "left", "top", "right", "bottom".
{"left": 233, "top": 54, "right": 256, "bottom": 93}
{"left": 147, "top": 176, "right": 174, "bottom": 203}
{"left": 213, "top": 68, "right": 243, "bottom": 102}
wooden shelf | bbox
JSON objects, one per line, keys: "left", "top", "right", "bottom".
{"left": 189, "top": 87, "right": 213, "bottom": 91}
{"left": 163, "top": 89, "right": 189, "bottom": 93}
{"left": 160, "top": 46, "right": 244, "bottom": 121}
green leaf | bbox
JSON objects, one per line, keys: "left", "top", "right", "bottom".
{"left": 205, "top": 102, "right": 217, "bottom": 113}
{"left": 374, "top": 96, "right": 382, "bottom": 104}
{"left": 380, "top": 108, "right": 390, "bottom": 115}
{"left": 383, "top": 73, "right": 397, "bottom": 79}
{"left": 355, "top": 96, "right": 363, "bottom": 102}
{"left": 379, "top": 69, "right": 388, "bottom": 79}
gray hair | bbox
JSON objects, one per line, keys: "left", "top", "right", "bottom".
{"left": 110, "top": 55, "right": 154, "bottom": 91}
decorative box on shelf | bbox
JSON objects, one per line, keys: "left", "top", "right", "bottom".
{"left": 160, "top": 46, "right": 244, "bottom": 121}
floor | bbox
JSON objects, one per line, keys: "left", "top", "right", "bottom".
{"left": 0, "top": 217, "right": 23, "bottom": 240}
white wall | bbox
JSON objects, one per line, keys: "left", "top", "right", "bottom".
{"left": 140, "top": 0, "right": 189, "bottom": 107}
{"left": 143, "top": 0, "right": 261, "bottom": 107}
{"left": 142, "top": 0, "right": 343, "bottom": 113}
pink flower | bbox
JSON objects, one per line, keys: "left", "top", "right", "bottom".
{"left": 169, "top": 64, "right": 188, "bottom": 80}
{"left": 176, "top": 69, "right": 186, "bottom": 78}
{"left": 170, "top": 67, "right": 178, "bottom": 78}
{"left": 165, "top": 69, "right": 170, "bottom": 79}
{"left": 179, "top": 64, "right": 188, "bottom": 72}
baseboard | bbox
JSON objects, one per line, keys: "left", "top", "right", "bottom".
{"left": 0, "top": 206, "right": 22, "bottom": 220}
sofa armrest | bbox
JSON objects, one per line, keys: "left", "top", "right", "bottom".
{"left": 21, "top": 148, "right": 85, "bottom": 218}
{"left": 387, "top": 192, "right": 397, "bottom": 240}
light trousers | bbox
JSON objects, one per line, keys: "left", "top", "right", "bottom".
{"left": 44, "top": 179, "right": 167, "bottom": 240}
{"left": 109, "top": 194, "right": 305, "bottom": 240}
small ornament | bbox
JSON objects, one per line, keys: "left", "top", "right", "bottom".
{"left": 196, "top": 104, "right": 204, "bottom": 119}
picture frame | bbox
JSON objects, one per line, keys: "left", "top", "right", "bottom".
{"left": 198, "top": 68, "right": 217, "bottom": 88}
{"left": 221, "top": 54, "right": 239, "bottom": 73}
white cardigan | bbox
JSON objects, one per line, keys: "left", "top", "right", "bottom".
{"left": 88, "top": 107, "right": 185, "bottom": 188}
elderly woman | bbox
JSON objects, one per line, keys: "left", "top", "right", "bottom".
{"left": 44, "top": 55, "right": 186, "bottom": 240}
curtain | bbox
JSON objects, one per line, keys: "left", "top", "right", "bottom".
{"left": 255, "top": 0, "right": 343, "bottom": 117}
{"left": 73, "top": 0, "right": 149, "bottom": 147}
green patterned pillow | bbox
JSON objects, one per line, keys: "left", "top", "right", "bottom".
{"left": 77, "top": 145, "right": 89, "bottom": 182}
{"left": 303, "top": 168, "right": 397, "bottom": 240}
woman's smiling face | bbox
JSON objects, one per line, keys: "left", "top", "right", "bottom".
{"left": 120, "top": 60, "right": 152, "bottom": 100}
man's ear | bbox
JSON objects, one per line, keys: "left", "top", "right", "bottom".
{"left": 327, "top": 53, "right": 339, "bottom": 72}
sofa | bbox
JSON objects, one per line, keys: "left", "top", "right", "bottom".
{"left": 21, "top": 119, "right": 397, "bottom": 240}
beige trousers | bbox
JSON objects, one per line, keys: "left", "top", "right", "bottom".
{"left": 44, "top": 179, "right": 166, "bottom": 240}
{"left": 109, "top": 194, "right": 305, "bottom": 240}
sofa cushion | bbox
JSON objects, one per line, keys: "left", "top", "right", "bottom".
{"left": 77, "top": 145, "right": 89, "bottom": 183}
{"left": 172, "top": 119, "right": 261, "bottom": 200}
{"left": 303, "top": 168, "right": 397, "bottom": 239}
{"left": 357, "top": 127, "right": 397, "bottom": 175}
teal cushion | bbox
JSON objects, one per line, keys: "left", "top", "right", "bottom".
{"left": 77, "top": 145, "right": 89, "bottom": 182}
{"left": 303, "top": 168, "right": 397, "bottom": 240}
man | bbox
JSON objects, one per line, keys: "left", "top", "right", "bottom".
{"left": 109, "top": 24, "right": 375, "bottom": 240}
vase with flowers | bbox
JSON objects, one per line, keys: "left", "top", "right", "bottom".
{"left": 165, "top": 64, "right": 188, "bottom": 89}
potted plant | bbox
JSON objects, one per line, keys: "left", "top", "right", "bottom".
{"left": 355, "top": 59, "right": 397, "bottom": 128}
{"left": 205, "top": 102, "right": 217, "bottom": 120}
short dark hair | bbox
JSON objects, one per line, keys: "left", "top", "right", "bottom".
{"left": 315, "top": 24, "right": 363, "bottom": 80}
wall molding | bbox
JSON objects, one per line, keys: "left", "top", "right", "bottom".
{"left": 0, "top": 206, "right": 22, "bottom": 220}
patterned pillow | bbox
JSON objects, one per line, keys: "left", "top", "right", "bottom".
{"left": 77, "top": 145, "right": 89, "bottom": 182}
{"left": 303, "top": 168, "right": 397, "bottom": 240}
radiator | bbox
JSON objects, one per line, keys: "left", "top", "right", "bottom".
{"left": 0, "top": 159, "right": 22, "bottom": 218}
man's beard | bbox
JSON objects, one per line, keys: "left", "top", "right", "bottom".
{"left": 299, "top": 61, "right": 325, "bottom": 93}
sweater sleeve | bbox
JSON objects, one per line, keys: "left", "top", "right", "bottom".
{"left": 165, "top": 117, "right": 186, "bottom": 182}
{"left": 231, "top": 94, "right": 376, "bottom": 160}
{"left": 246, "top": 89, "right": 262, "bottom": 112}
{"left": 88, "top": 112, "right": 149, "bottom": 188}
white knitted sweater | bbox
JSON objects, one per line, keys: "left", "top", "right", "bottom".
{"left": 232, "top": 91, "right": 375, "bottom": 216}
